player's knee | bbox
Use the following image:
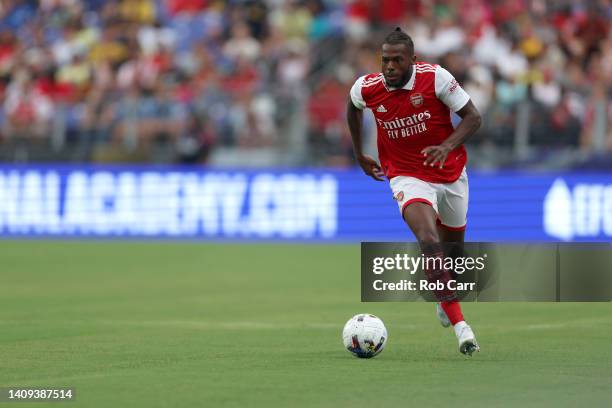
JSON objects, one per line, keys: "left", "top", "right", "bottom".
{"left": 415, "top": 230, "right": 440, "bottom": 247}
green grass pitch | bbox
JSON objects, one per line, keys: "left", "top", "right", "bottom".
{"left": 0, "top": 242, "right": 610, "bottom": 407}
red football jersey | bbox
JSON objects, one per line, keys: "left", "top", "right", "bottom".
{"left": 350, "top": 62, "right": 471, "bottom": 183}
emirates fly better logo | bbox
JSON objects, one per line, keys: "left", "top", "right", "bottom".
{"left": 376, "top": 110, "right": 431, "bottom": 139}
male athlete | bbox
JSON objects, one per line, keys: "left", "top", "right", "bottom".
{"left": 346, "top": 28, "right": 482, "bottom": 356}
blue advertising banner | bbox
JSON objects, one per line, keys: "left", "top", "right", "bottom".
{"left": 0, "top": 165, "right": 609, "bottom": 242}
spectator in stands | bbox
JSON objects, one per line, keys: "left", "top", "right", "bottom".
{"left": 0, "top": 0, "right": 608, "bottom": 169}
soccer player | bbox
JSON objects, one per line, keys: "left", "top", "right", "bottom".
{"left": 346, "top": 28, "right": 482, "bottom": 356}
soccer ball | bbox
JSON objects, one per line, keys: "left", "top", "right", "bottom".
{"left": 342, "top": 314, "right": 388, "bottom": 358}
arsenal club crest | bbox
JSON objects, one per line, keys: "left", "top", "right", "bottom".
{"left": 410, "top": 93, "right": 423, "bottom": 107}
{"left": 393, "top": 191, "right": 405, "bottom": 201}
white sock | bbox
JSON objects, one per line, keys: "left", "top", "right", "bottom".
{"left": 453, "top": 320, "right": 467, "bottom": 337}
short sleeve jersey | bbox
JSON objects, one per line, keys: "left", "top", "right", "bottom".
{"left": 350, "top": 62, "right": 470, "bottom": 183}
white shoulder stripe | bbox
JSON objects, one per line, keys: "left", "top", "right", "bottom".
{"left": 416, "top": 63, "right": 435, "bottom": 69}
{"left": 363, "top": 74, "right": 383, "bottom": 81}
{"left": 361, "top": 77, "right": 384, "bottom": 88}
{"left": 362, "top": 74, "right": 383, "bottom": 84}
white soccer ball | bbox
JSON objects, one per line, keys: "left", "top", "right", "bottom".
{"left": 342, "top": 314, "right": 388, "bottom": 358}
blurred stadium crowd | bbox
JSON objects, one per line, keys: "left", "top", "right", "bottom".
{"left": 0, "top": 0, "right": 610, "bottom": 169}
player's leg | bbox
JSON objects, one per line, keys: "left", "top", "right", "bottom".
{"left": 402, "top": 202, "right": 439, "bottom": 247}
{"left": 437, "top": 169, "right": 468, "bottom": 278}
{"left": 435, "top": 225, "right": 465, "bottom": 327}
{"left": 436, "top": 169, "right": 479, "bottom": 355}
{"left": 402, "top": 203, "right": 466, "bottom": 328}
{"left": 390, "top": 176, "right": 478, "bottom": 355}
{"left": 390, "top": 176, "right": 454, "bottom": 300}
{"left": 436, "top": 224, "right": 464, "bottom": 256}
{"left": 401, "top": 202, "right": 458, "bottom": 308}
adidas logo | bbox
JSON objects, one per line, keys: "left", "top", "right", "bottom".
{"left": 376, "top": 105, "right": 387, "bottom": 113}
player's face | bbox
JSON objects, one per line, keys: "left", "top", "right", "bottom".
{"left": 381, "top": 43, "right": 415, "bottom": 88}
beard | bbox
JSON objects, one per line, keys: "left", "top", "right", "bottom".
{"left": 384, "top": 70, "right": 410, "bottom": 88}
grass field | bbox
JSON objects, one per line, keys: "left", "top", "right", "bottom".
{"left": 0, "top": 242, "right": 610, "bottom": 407}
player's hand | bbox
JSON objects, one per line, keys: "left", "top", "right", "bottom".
{"left": 421, "top": 144, "right": 452, "bottom": 169}
{"left": 356, "top": 154, "right": 385, "bottom": 181}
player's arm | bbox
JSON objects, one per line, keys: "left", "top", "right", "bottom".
{"left": 347, "top": 79, "right": 385, "bottom": 181}
{"left": 422, "top": 67, "right": 482, "bottom": 168}
{"left": 422, "top": 101, "right": 481, "bottom": 168}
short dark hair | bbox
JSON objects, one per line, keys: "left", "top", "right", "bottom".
{"left": 383, "top": 27, "right": 414, "bottom": 54}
